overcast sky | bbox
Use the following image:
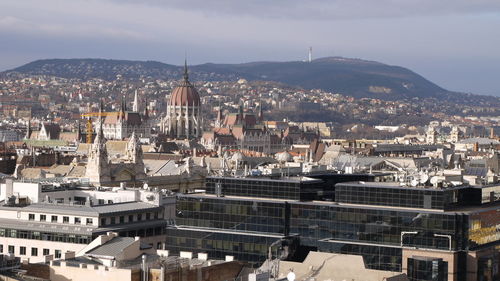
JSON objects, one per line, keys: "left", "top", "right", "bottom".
{"left": 1, "top": 0, "right": 499, "bottom": 96}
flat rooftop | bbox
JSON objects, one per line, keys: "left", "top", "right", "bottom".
{"left": 337, "top": 181, "right": 471, "bottom": 191}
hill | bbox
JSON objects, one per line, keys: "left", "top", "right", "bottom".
{"left": 2, "top": 57, "right": 492, "bottom": 102}
{"left": 192, "top": 57, "right": 447, "bottom": 100}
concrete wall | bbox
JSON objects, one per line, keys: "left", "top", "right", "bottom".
{"left": 49, "top": 261, "right": 137, "bottom": 281}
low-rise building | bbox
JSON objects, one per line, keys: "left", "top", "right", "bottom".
{"left": 0, "top": 179, "right": 174, "bottom": 263}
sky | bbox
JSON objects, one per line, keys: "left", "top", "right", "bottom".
{"left": 1, "top": 0, "right": 499, "bottom": 96}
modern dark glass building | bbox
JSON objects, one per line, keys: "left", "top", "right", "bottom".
{"left": 165, "top": 174, "right": 500, "bottom": 281}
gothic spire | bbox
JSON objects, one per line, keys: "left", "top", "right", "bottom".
{"left": 143, "top": 98, "right": 149, "bottom": 119}
{"left": 120, "top": 95, "right": 126, "bottom": 120}
{"left": 133, "top": 89, "right": 139, "bottom": 112}
{"left": 97, "top": 99, "right": 104, "bottom": 140}
{"left": 25, "top": 117, "right": 31, "bottom": 140}
{"left": 183, "top": 58, "right": 189, "bottom": 82}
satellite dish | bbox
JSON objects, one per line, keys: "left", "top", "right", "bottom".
{"left": 410, "top": 179, "right": 418, "bottom": 187}
{"left": 287, "top": 271, "right": 296, "bottom": 281}
{"left": 420, "top": 174, "right": 429, "bottom": 184}
{"left": 398, "top": 174, "right": 405, "bottom": 182}
{"left": 430, "top": 176, "right": 439, "bottom": 186}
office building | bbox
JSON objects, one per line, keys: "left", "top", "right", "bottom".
{"left": 165, "top": 174, "right": 500, "bottom": 281}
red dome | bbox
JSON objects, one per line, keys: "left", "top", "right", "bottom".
{"left": 168, "top": 81, "right": 200, "bottom": 106}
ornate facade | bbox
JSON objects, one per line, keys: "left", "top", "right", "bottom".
{"left": 97, "top": 95, "right": 151, "bottom": 140}
{"left": 161, "top": 62, "right": 201, "bottom": 139}
{"left": 86, "top": 113, "right": 146, "bottom": 185}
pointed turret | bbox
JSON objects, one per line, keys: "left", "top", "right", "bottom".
{"left": 143, "top": 98, "right": 149, "bottom": 119}
{"left": 238, "top": 104, "right": 244, "bottom": 125}
{"left": 133, "top": 90, "right": 139, "bottom": 112}
{"left": 216, "top": 102, "right": 223, "bottom": 127}
{"left": 120, "top": 95, "right": 126, "bottom": 120}
{"left": 183, "top": 58, "right": 189, "bottom": 82}
{"left": 94, "top": 99, "right": 105, "bottom": 145}
{"left": 25, "top": 117, "right": 31, "bottom": 140}
{"left": 258, "top": 100, "right": 263, "bottom": 122}
{"left": 126, "top": 131, "right": 143, "bottom": 164}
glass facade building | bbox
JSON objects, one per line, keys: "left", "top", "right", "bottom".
{"left": 165, "top": 175, "right": 500, "bottom": 280}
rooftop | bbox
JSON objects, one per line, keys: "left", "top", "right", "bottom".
{"left": 86, "top": 236, "right": 136, "bottom": 258}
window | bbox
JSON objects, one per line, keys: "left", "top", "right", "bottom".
{"left": 43, "top": 249, "right": 49, "bottom": 256}
{"left": 128, "top": 215, "right": 134, "bottom": 222}
{"left": 0, "top": 245, "right": 3, "bottom": 253}
{"left": 137, "top": 213, "right": 142, "bottom": 221}
{"left": 51, "top": 216, "right": 58, "bottom": 223}
{"left": 86, "top": 218, "right": 93, "bottom": 225}
{"left": 119, "top": 216, "right": 124, "bottom": 224}
{"left": 8, "top": 245, "right": 14, "bottom": 254}
{"left": 54, "top": 250, "right": 61, "bottom": 259}
{"left": 29, "top": 214, "right": 35, "bottom": 221}
{"left": 31, "top": 247, "right": 38, "bottom": 256}
{"left": 100, "top": 218, "right": 106, "bottom": 226}
{"left": 63, "top": 216, "right": 69, "bottom": 224}
{"left": 40, "top": 215, "right": 46, "bottom": 222}
{"left": 74, "top": 217, "right": 81, "bottom": 224}
{"left": 110, "top": 217, "right": 116, "bottom": 225}
{"left": 20, "top": 246, "right": 26, "bottom": 255}
{"left": 146, "top": 213, "right": 151, "bottom": 220}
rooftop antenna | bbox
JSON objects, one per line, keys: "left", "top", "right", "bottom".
{"left": 308, "top": 47, "right": 312, "bottom": 63}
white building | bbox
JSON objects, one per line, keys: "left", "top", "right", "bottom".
{"left": 0, "top": 179, "right": 174, "bottom": 263}
{"left": 97, "top": 94, "right": 151, "bottom": 140}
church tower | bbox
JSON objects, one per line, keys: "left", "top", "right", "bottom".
{"left": 426, "top": 126, "right": 438, "bottom": 144}
{"left": 85, "top": 101, "right": 111, "bottom": 185}
{"left": 163, "top": 60, "right": 201, "bottom": 139}
{"left": 450, "top": 126, "right": 462, "bottom": 143}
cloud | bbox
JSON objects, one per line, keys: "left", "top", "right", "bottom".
{"left": 106, "top": 0, "right": 500, "bottom": 20}
{"left": 0, "top": 15, "right": 149, "bottom": 41}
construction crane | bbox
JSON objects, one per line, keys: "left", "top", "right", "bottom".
{"left": 80, "top": 112, "right": 122, "bottom": 144}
